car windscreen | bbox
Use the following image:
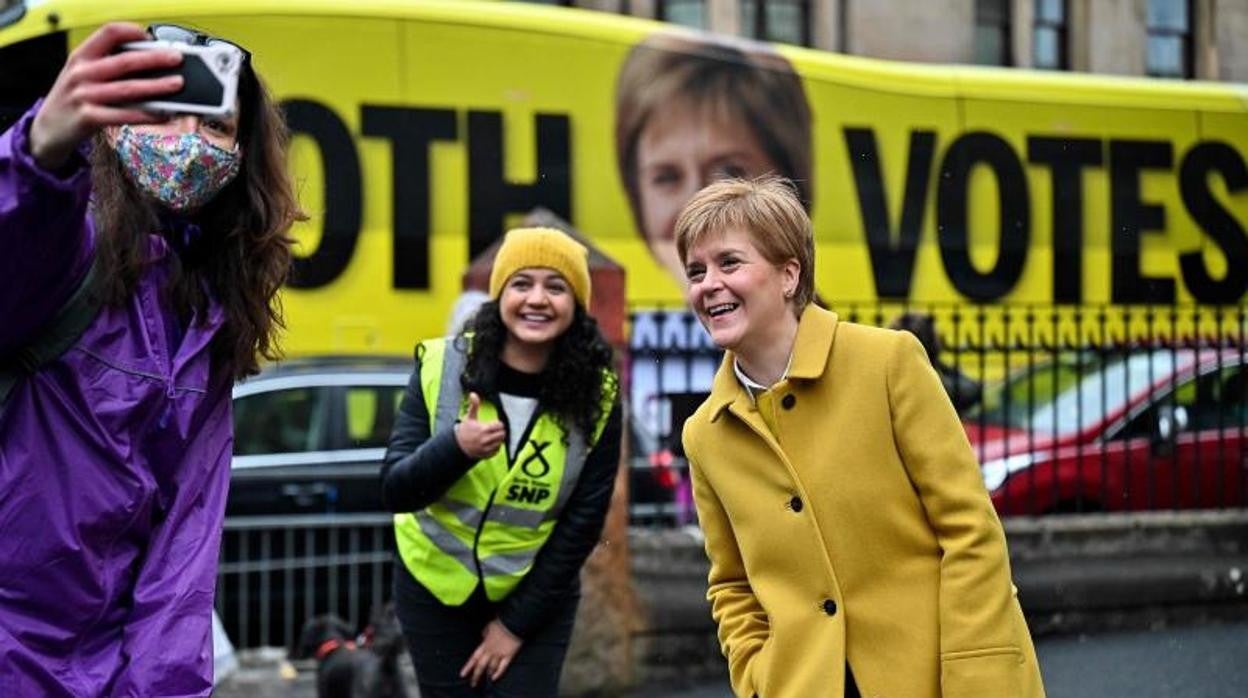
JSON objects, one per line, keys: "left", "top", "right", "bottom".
{"left": 968, "top": 351, "right": 1189, "bottom": 435}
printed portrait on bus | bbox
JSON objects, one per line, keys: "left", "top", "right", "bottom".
{"left": 613, "top": 32, "right": 814, "bottom": 522}
{"left": 615, "top": 31, "right": 813, "bottom": 283}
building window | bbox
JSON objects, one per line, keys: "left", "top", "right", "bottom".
{"left": 657, "top": 0, "right": 707, "bottom": 29}
{"left": 1146, "top": 0, "right": 1192, "bottom": 78}
{"left": 1032, "top": 0, "right": 1067, "bottom": 69}
{"left": 741, "top": 0, "right": 811, "bottom": 46}
{"left": 974, "top": 0, "right": 1012, "bottom": 65}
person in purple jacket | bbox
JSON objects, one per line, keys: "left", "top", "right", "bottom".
{"left": 0, "top": 22, "right": 299, "bottom": 695}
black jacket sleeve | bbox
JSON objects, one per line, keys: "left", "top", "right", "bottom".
{"left": 381, "top": 351, "right": 477, "bottom": 512}
{"left": 496, "top": 399, "right": 623, "bottom": 639}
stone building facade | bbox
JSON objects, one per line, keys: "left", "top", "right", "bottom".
{"left": 556, "top": 0, "right": 1248, "bottom": 82}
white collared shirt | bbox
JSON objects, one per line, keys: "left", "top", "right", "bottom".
{"left": 733, "top": 353, "right": 793, "bottom": 404}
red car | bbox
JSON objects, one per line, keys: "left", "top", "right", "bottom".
{"left": 964, "top": 349, "right": 1248, "bottom": 516}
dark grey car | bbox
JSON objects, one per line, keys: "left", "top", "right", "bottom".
{"left": 227, "top": 356, "right": 412, "bottom": 517}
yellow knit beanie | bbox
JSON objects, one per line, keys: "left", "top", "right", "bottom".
{"left": 488, "top": 227, "right": 592, "bottom": 307}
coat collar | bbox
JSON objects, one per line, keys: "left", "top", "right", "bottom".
{"left": 707, "top": 305, "right": 839, "bottom": 422}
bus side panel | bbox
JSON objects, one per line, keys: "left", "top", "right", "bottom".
{"left": 1191, "top": 109, "right": 1248, "bottom": 314}
{"left": 959, "top": 94, "right": 1201, "bottom": 308}
{"left": 801, "top": 72, "right": 960, "bottom": 306}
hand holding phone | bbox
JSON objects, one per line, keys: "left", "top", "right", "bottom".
{"left": 28, "top": 22, "right": 184, "bottom": 171}
{"left": 116, "top": 40, "right": 244, "bottom": 117}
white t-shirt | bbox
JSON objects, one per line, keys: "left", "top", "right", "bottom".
{"left": 499, "top": 392, "right": 538, "bottom": 460}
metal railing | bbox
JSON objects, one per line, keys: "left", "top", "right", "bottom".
{"left": 216, "top": 513, "right": 395, "bottom": 651}
{"left": 625, "top": 302, "right": 1248, "bottom": 521}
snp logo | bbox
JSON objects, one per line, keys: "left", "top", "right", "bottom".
{"left": 507, "top": 439, "right": 553, "bottom": 505}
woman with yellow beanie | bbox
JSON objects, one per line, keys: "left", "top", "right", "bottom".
{"left": 382, "top": 227, "right": 621, "bottom": 697}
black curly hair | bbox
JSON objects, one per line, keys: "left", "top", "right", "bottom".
{"left": 455, "top": 300, "right": 616, "bottom": 441}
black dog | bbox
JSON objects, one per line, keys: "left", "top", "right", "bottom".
{"left": 293, "top": 605, "right": 409, "bottom": 698}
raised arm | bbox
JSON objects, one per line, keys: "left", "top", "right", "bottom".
{"left": 0, "top": 23, "right": 183, "bottom": 352}
{"left": 380, "top": 352, "right": 478, "bottom": 512}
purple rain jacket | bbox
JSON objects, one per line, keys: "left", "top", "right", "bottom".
{"left": 0, "top": 104, "right": 232, "bottom": 696}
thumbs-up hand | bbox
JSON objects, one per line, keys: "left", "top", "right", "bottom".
{"left": 454, "top": 392, "right": 506, "bottom": 459}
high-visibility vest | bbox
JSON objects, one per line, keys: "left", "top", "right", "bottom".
{"left": 394, "top": 337, "right": 616, "bottom": 605}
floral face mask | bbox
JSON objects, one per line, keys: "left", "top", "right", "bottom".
{"left": 114, "top": 126, "right": 242, "bottom": 212}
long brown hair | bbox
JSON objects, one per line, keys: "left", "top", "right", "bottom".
{"left": 456, "top": 301, "right": 617, "bottom": 443}
{"left": 90, "top": 64, "right": 303, "bottom": 379}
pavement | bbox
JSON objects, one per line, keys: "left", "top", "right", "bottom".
{"left": 215, "top": 651, "right": 724, "bottom": 698}
{"left": 634, "top": 619, "right": 1248, "bottom": 697}
{"left": 622, "top": 620, "right": 1248, "bottom": 697}
{"left": 1037, "top": 620, "right": 1248, "bottom": 698}
{"left": 219, "top": 620, "right": 1248, "bottom": 697}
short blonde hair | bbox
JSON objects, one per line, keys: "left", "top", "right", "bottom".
{"left": 615, "top": 33, "right": 813, "bottom": 236}
{"left": 674, "top": 177, "right": 815, "bottom": 313}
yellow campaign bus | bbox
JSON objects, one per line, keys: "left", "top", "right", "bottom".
{"left": 2, "top": 0, "right": 1246, "bottom": 357}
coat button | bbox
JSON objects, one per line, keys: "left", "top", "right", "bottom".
{"left": 789, "top": 496, "right": 803, "bottom": 512}
{"left": 781, "top": 394, "right": 796, "bottom": 409}
{"left": 823, "top": 599, "right": 838, "bottom": 616}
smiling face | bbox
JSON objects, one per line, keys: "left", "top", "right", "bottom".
{"left": 636, "top": 100, "right": 779, "bottom": 282}
{"left": 684, "top": 227, "right": 799, "bottom": 357}
{"left": 499, "top": 267, "right": 577, "bottom": 351}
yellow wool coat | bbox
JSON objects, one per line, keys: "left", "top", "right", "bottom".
{"left": 682, "top": 306, "right": 1045, "bottom": 698}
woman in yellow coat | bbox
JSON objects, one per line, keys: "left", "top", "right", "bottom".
{"left": 675, "top": 177, "right": 1045, "bottom": 698}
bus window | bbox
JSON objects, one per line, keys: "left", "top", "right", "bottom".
{"left": 0, "top": 0, "right": 24, "bottom": 26}
{"left": 0, "top": 32, "right": 65, "bottom": 132}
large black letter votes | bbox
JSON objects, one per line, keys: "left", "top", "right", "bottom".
{"left": 284, "top": 100, "right": 362, "bottom": 289}
{"left": 468, "top": 112, "right": 572, "bottom": 259}
{"left": 937, "top": 132, "right": 1031, "bottom": 302}
{"left": 843, "top": 128, "right": 937, "bottom": 300}
{"left": 363, "top": 106, "right": 458, "bottom": 290}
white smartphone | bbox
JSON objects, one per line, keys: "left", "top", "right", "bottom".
{"left": 117, "top": 40, "right": 244, "bottom": 117}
